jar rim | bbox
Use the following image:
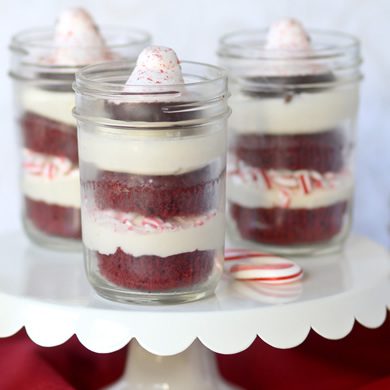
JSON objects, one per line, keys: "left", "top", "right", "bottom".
{"left": 73, "top": 60, "right": 229, "bottom": 128}
{"left": 218, "top": 28, "right": 360, "bottom": 60}
{"left": 74, "top": 60, "right": 228, "bottom": 95}
{"left": 10, "top": 26, "right": 151, "bottom": 51}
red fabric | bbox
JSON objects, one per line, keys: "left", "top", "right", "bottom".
{"left": 0, "top": 316, "right": 389, "bottom": 390}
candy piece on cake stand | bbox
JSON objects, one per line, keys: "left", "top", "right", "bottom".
{"left": 226, "top": 248, "right": 303, "bottom": 283}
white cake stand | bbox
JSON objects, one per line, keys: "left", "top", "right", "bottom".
{"left": 0, "top": 231, "right": 389, "bottom": 389}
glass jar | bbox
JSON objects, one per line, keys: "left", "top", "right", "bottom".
{"left": 218, "top": 30, "right": 362, "bottom": 255}
{"left": 74, "top": 61, "right": 229, "bottom": 303}
{"left": 9, "top": 27, "right": 150, "bottom": 250}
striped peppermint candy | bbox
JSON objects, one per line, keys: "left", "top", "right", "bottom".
{"left": 233, "top": 279, "right": 303, "bottom": 304}
{"left": 225, "top": 248, "right": 303, "bottom": 284}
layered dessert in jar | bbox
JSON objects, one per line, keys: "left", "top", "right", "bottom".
{"left": 218, "top": 19, "right": 362, "bottom": 254}
{"left": 74, "top": 46, "right": 229, "bottom": 303}
{"left": 9, "top": 8, "right": 150, "bottom": 249}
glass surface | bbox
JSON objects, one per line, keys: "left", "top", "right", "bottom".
{"left": 74, "top": 61, "right": 229, "bottom": 303}
{"left": 9, "top": 27, "right": 150, "bottom": 250}
{"left": 219, "top": 29, "right": 362, "bottom": 255}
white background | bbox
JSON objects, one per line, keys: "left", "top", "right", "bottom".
{"left": 0, "top": 0, "right": 389, "bottom": 247}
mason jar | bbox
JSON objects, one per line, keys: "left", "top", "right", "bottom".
{"left": 74, "top": 60, "right": 229, "bottom": 303}
{"left": 9, "top": 27, "right": 150, "bottom": 250}
{"left": 218, "top": 29, "right": 362, "bottom": 255}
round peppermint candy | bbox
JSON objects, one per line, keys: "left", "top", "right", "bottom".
{"left": 225, "top": 248, "right": 303, "bottom": 284}
{"left": 232, "top": 279, "right": 303, "bottom": 304}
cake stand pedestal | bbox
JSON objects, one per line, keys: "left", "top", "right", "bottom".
{"left": 0, "top": 232, "right": 389, "bottom": 389}
{"left": 108, "top": 340, "right": 236, "bottom": 389}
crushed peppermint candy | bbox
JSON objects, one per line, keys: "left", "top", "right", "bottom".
{"left": 228, "top": 157, "right": 349, "bottom": 208}
{"left": 23, "top": 149, "right": 76, "bottom": 179}
{"left": 92, "top": 208, "right": 218, "bottom": 235}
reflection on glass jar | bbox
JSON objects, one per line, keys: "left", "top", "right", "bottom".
{"left": 218, "top": 19, "right": 362, "bottom": 255}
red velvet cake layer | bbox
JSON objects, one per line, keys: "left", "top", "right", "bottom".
{"left": 97, "top": 248, "right": 214, "bottom": 291}
{"left": 234, "top": 129, "right": 346, "bottom": 173}
{"left": 21, "top": 112, "right": 78, "bottom": 164}
{"left": 230, "top": 201, "right": 348, "bottom": 245}
{"left": 25, "top": 198, "right": 81, "bottom": 239}
{"left": 89, "top": 165, "right": 224, "bottom": 218}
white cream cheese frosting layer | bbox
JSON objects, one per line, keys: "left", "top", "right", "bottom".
{"left": 21, "top": 86, "right": 76, "bottom": 127}
{"left": 79, "top": 126, "right": 226, "bottom": 175}
{"left": 22, "top": 149, "right": 80, "bottom": 208}
{"left": 23, "top": 171, "right": 80, "bottom": 208}
{"left": 82, "top": 209, "right": 224, "bottom": 257}
{"left": 229, "top": 84, "right": 359, "bottom": 135}
{"left": 227, "top": 163, "right": 353, "bottom": 209}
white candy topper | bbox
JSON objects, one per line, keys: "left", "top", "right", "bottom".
{"left": 260, "top": 18, "right": 326, "bottom": 76}
{"left": 225, "top": 248, "right": 303, "bottom": 284}
{"left": 265, "top": 18, "right": 311, "bottom": 51}
{"left": 45, "top": 7, "right": 112, "bottom": 65}
{"left": 127, "top": 46, "right": 184, "bottom": 85}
